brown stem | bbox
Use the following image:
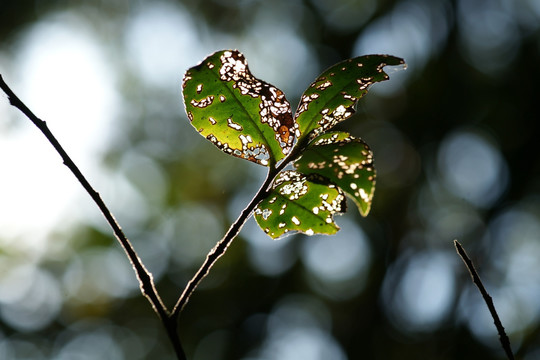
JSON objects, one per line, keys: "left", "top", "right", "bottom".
{"left": 0, "top": 75, "right": 185, "bottom": 360}
{"left": 454, "top": 240, "right": 514, "bottom": 360}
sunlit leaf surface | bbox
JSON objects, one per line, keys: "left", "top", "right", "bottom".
{"left": 294, "top": 54, "right": 405, "bottom": 140}
{"left": 182, "top": 50, "right": 298, "bottom": 166}
{"left": 254, "top": 170, "right": 346, "bottom": 239}
{"left": 294, "top": 132, "right": 375, "bottom": 216}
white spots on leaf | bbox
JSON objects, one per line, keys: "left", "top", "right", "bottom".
{"left": 255, "top": 171, "right": 348, "bottom": 239}
{"left": 227, "top": 118, "right": 243, "bottom": 131}
{"left": 294, "top": 133, "right": 376, "bottom": 215}
{"left": 334, "top": 105, "right": 349, "bottom": 117}
{"left": 313, "top": 132, "right": 341, "bottom": 146}
{"left": 310, "top": 104, "right": 354, "bottom": 139}
{"left": 206, "top": 134, "right": 239, "bottom": 160}
{"left": 376, "top": 63, "right": 386, "bottom": 73}
{"left": 277, "top": 173, "right": 309, "bottom": 201}
{"left": 296, "top": 92, "right": 321, "bottom": 117}
{"left": 258, "top": 86, "right": 297, "bottom": 153}
{"left": 356, "top": 77, "right": 373, "bottom": 91}
{"left": 307, "top": 160, "right": 327, "bottom": 170}
{"left": 311, "top": 76, "right": 326, "bottom": 86}
{"left": 182, "top": 74, "right": 192, "bottom": 88}
{"left": 239, "top": 134, "right": 253, "bottom": 145}
{"left": 187, "top": 50, "right": 301, "bottom": 166}
{"left": 261, "top": 208, "right": 272, "bottom": 220}
{"left": 358, "top": 188, "right": 370, "bottom": 203}
{"left": 317, "top": 190, "right": 346, "bottom": 218}
{"left": 237, "top": 133, "right": 269, "bottom": 165}
{"left": 218, "top": 50, "right": 296, "bottom": 155}
{"left": 316, "top": 80, "right": 332, "bottom": 91}
{"left": 190, "top": 95, "right": 214, "bottom": 108}
{"left": 219, "top": 50, "right": 247, "bottom": 81}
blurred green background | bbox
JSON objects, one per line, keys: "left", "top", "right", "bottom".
{"left": 1, "top": 0, "right": 540, "bottom": 359}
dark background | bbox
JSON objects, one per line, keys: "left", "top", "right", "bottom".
{"left": 1, "top": 0, "right": 540, "bottom": 359}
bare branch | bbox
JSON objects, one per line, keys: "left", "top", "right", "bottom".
{"left": 170, "top": 134, "right": 311, "bottom": 319}
{"left": 171, "top": 169, "right": 274, "bottom": 318}
{"left": 0, "top": 75, "right": 186, "bottom": 360}
{"left": 454, "top": 239, "right": 514, "bottom": 360}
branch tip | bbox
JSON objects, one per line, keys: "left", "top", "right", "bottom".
{"left": 454, "top": 239, "right": 515, "bottom": 360}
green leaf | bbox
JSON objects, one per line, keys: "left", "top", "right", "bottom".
{"left": 294, "top": 132, "right": 375, "bottom": 216}
{"left": 254, "top": 170, "right": 346, "bottom": 239}
{"left": 182, "top": 50, "right": 299, "bottom": 166}
{"left": 294, "top": 55, "right": 405, "bottom": 141}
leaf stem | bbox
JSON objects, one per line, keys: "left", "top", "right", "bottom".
{"left": 171, "top": 166, "right": 277, "bottom": 318}
{"left": 171, "top": 135, "right": 307, "bottom": 319}
{"left": 0, "top": 75, "right": 186, "bottom": 360}
{"left": 454, "top": 240, "right": 514, "bottom": 360}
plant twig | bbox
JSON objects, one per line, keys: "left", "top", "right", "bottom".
{"left": 171, "top": 167, "right": 275, "bottom": 318}
{"left": 454, "top": 240, "right": 514, "bottom": 360}
{"left": 170, "top": 140, "right": 307, "bottom": 319}
{"left": 0, "top": 75, "right": 186, "bottom": 360}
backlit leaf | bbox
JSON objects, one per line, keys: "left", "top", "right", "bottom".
{"left": 254, "top": 171, "right": 346, "bottom": 239}
{"left": 294, "top": 55, "right": 405, "bottom": 141}
{"left": 294, "top": 132, "right": 375, "bottom": 216}
{"left": 182, "top": 50, "right": 299, "bottom": 166}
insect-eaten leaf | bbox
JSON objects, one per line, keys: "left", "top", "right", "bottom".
{"left": 182, "top": 50, "right": 299, "bottom": 166}
{"left": 254, "top": 170, "right": 346, "bottom": 240}
{"left": 294, "top": 54, "right": 405, "bottom": 141}
{"left": 294, "top": 131, "right": 375, "bottom": 216}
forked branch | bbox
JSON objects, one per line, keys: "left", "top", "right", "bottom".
{"left": 0, "top": 75, "right": 186, "bottom": 360}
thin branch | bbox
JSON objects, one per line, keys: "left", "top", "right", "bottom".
{"left": 170, "top": 139, "right": 307, "bottom": 319}
{"left": 454, "top": 240, "right": 515, "bottom": 360}
{"left": 0, "top": 75, "right": 186, "bottom": 360}
{"left": 171, "top": 168, "right": 275, "bottom": 318}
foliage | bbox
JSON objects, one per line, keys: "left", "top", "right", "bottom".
{"left": 182, "top": 49, "right": 404, "bottom": 239}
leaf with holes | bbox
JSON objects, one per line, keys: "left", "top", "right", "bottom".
{"left": 254, "top": 170, "right": 346, "bottom": 239}
{"left": 182, "top": 50, "right": 298, "bottom": 166}
{"left": 294, "top": 131, "right": 375, "bottom": 216}
{"left": 294, "top": 55, "right": 405, "bottom": 141}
